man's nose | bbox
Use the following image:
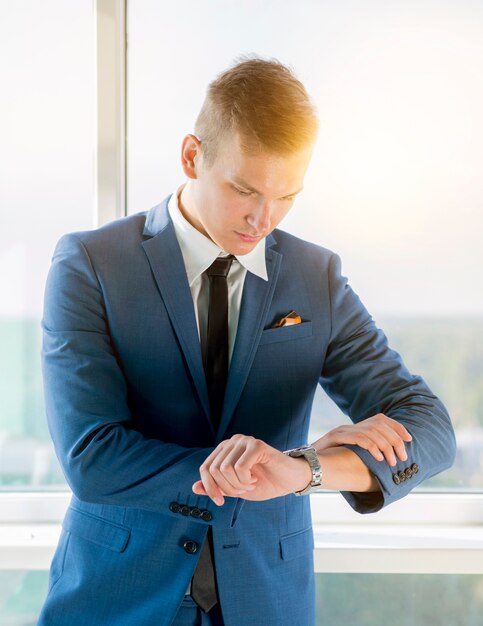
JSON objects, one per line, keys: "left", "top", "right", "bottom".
{"left": 247, "top": 200, "right": 271, "bottom": 234}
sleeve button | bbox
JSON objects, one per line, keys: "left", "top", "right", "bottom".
{"left": 169, "top": 502, "right": 180, "bottom": 514}
{"left": 200, "top": 510, "right": 213, "bottom": 522}
{"left": 398, "top": 470, "right": 406, "bottom": 482}
{"left": 405, "top": 467, "right": 413, "bottom": 479}
{"left": 411, "top": 463, "right": 419, "bottom": 474}
{"left": 180, "top": 505, "right": 191, "bottom": 516}
{"left": 190, "top": 507, "right": 202, "bottom": 518}
{"left": 393, "top": 473, "right": 401, "bottom": 485}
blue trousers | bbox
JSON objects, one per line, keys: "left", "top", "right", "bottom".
{"left": 171, "top": 596, "right": 225, "bottom": 626}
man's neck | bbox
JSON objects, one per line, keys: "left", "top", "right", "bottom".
{"left": 178, "top": 182, "right": 205, "bottom": 236}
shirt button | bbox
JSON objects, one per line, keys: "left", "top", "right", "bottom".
{"left": 183, "top": 540, "right": 198, "bottom": 554}
{"left": 200, "top": 510, "right": 213, "bottom": 522}
{"left": 169, "top": 502, "right": 180, "bottom": 514}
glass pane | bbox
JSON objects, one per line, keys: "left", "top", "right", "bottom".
{"left": 0, "top": 1, "right": 95, "bottom": 488}
{"left": 0, "top": 571, "right": 48, "bottom": 626}
{"left": 127, "top": 0, "right": 483, "bottom": 491}
{"left": 316, "top": 574, "right": 483, "bottom": 626}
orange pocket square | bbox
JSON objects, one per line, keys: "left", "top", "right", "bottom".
{"left": 272, "top": 310, "right": 302, "bottom": 328}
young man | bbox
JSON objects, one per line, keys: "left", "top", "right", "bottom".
{"left": 38, "top": 58, "right": 455, "bottom": 626}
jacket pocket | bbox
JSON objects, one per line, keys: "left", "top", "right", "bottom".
{"left": 259, "top": 321, "right": 313, "bottom": 346}
{"left": 279, "top": 526, "right": 314, "bottom": 561}
{"left": 63, "top": 506, "right": 131, "bottom": 553}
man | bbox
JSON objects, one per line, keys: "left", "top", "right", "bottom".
{"left": 38, "top": 58, "right": 455, "bottom": 626}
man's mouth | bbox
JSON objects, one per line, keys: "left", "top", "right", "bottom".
{"left": 236, "top": 232, "right": 263, "bottom": 242}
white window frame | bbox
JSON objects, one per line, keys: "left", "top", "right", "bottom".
{"left": 1, "top": 491, "right": 483, "bottom": 573}
{"left": 1, "top": 0, "right": 482, "bottom": 577}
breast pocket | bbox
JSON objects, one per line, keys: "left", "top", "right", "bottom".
{"left": 259, "top": 321, "right": 313, "bottom": 346}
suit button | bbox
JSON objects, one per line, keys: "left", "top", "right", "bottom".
{"left": 405, "top": 467, "right": 413, "bottom": 479}
{"left": 200, "top": 510, "right": 213, "bottom": 522}
{"left": 393, "top": 473, "right": 401, "bottom": 485}
{"left": 411, "top": 463, "right": 419, "bottom": 474}
{"left": 180, "top": 505, "right": 191, "bottom": 516}
{"left": 190, "top": 507, "right": 202, "bottom": 518}
{"left": 398, "top": 470, "right": 406, "bottom": 483}
{"left": 169, "top": 502, "right": 180, "bottom": 514}
{"left": 183, "top": 540, "right": 198, "bottom": 554}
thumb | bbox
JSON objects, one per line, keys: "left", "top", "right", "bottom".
{"left": 192, "top": 480, "right": 207, "bottom": 495}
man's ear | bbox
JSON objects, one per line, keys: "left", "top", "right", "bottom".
{"left": 181, "top": 134, "right": 203, "bottom": 179}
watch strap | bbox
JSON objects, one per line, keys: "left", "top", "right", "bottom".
{"left": 283, "top": 444, "right": 322, "bottom": 496}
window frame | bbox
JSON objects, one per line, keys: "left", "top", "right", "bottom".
{"left": 1, "top": 491, "right": 482, "bottom": 573}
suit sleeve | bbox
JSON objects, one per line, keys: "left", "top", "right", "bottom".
{"left": 319, "top": 253, "right": 456, "bottom": 513}
{"left": 41, "top": 233, "right": 242, "bottom": 527}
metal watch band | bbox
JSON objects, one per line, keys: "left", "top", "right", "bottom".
{"left": 283, "top": 444, "right": 322, "bottom": 496}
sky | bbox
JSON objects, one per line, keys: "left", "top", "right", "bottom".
{"left": 1, "top": 0, "right": 482, "bottom": 318}
{"left": 127, "top": 0, "right": 483, "bottom": 317}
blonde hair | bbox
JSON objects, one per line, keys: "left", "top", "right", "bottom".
{"left": 195, "top": 56, "right": 318, "bottom": 165}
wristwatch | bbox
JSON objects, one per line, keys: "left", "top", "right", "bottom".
{"left": 283, "top": 444, "right": 322, "bottom": 495}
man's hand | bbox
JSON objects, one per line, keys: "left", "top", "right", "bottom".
{"left": 192, "top": 434, "right": 312, "bottom": 506}
{"left": 313, "top": 413, "right": 412, "bottom": 466}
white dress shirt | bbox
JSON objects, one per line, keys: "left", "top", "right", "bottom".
{"left": 168, "top": 184, "right": 268, "bottom": 363}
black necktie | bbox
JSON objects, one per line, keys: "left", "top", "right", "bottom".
{"left": 204, "top": 255, "right": 235, "bottom": 430}
{"left": 191, "top": 254, "right": 234, "bottom": 613}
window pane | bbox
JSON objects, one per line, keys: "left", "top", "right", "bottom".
{"left": 127, "top": 0, "right": 483, "bottom": 490}
{"left": 316, "top": 574, "right": 483, "bottom": 626}
{"left": 0, "top": 571, "right": 48, "bottom": 626}
{"left": 0, "top": 1, "right": 95, "bottom": 488}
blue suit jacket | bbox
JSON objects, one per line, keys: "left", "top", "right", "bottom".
{"left": 38, "top": 196, "right": 455, "bottom": 625}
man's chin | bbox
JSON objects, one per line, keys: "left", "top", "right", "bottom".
{"left": 225, "top": 241, "right": 259, "bottom": 256}
{"left": 226, "top": 233, "right": 264, "bottom": 255}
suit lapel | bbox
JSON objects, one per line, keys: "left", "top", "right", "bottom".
{"left": 217, "top": 242, "right": 282, "bottom": 441}
{"left": 141, "top": 200, "right": 212, "bottom": 428}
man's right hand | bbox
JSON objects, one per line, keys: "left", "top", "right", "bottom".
{"left": 312, "top": 413, "right": 412, "bottom": 466}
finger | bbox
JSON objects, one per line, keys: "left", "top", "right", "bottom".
{"left": 208, "top": 445, "right": 255, "bottom": 495}
{"left": 374, "top": 414, "right": 412, "bottom": 442}
{"left": 380, "top": 428, "right": 408, "bottom": 462}
{"left": 349, "top": 432, "right": 389, "bottom": 463}
{"left": 192, "top": 480, "right": 207, "bottom": 495}
{"left": 200, "top": 444, "right": 253, "bottom": 503}
{"left": 199, "top": 447, "right": 231, "bottom": 505}
{"left": 198, "top": 464, "right": 225, "bottom": 505}
{"left": 375, "top": 423, "right": 409, "bottom": 463}
{"left": 219, "top": 442, "right": 259, "bottom": 489}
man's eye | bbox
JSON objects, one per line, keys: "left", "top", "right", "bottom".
{"left": 234, "top": 186, "right": 252, "bottom": 196}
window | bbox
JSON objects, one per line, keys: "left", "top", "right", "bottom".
{"left": 2, "top": 1, "right": 483, "bottom": 623}
{"left": 0, "top": 1, "right": 95, "bottom": 489}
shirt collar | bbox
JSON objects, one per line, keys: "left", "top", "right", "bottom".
{"left": 168, "top": 184, "right": 268, "bottom": 285}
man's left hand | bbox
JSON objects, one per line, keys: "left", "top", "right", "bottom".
{"left": 192, "top": 434, "right": 312, "bottom": 506}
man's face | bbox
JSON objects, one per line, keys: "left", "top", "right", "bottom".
{"left": 182, "top": 133, "right": 313, "bottom": 255}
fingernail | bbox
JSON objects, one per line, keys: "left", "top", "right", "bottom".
{"left": 214, "top": 496, "right": 223, "bottom": 506}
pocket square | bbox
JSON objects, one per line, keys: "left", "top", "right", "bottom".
{"left": 272, "top": 311, "right": 302, "bottom": 328}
